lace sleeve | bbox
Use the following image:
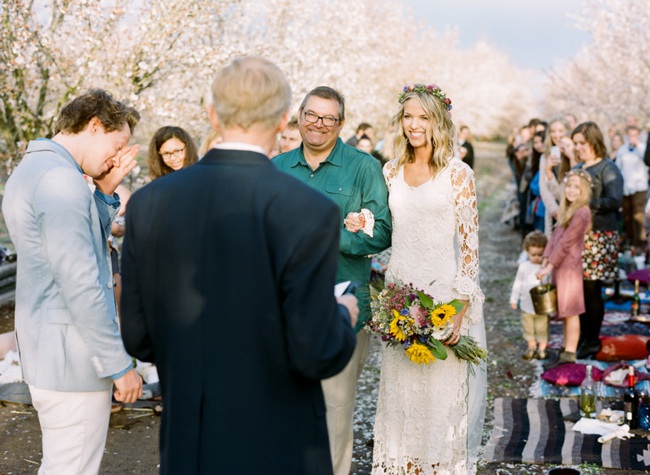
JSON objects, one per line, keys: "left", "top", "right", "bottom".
{"left": 450, "top": 161, "right": 484, "bottom": 328}
{"left": 383, "top": 159, "right": 398, "bottom": 189}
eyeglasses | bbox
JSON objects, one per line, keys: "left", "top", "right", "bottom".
{"left": 303, "top": 111, "right": 339, "bottom": 127}
{"left": 160, "top": 147, "right": 185, "bottom": 159}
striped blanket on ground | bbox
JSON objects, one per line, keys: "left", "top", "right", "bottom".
{"left": 483, "top": 397, "right": 650, "bottom": 470}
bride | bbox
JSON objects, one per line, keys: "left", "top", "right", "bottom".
{"left": 347, "top": 84, "right": 487, "bottom": 474}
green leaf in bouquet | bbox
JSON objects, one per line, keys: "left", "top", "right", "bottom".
{"left": 449, "top": 299, "right": 465, "bottom": 314}
{"left": 417, "top": 290, "right": 434, "bottom": 309}
{"left": 428, "top": 338, "right": 448, "bottom": 360}
{"left": 369, "top": 279, "right": 385, "bottom": 299}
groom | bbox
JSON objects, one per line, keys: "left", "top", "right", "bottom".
{"left": 2, "top": 89, "right": 143, "bottom": 473}
{"left": 120, "top": 57, "right": 358, "bottom": 474}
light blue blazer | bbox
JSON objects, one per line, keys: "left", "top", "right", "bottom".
{"left": 2, "top": 139, "right": 132, "bottom": 391}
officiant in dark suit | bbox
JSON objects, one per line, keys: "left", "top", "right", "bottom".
{"left": 120, "top": 56, "right": 358, "bottom": 475}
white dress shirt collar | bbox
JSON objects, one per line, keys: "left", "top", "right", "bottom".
{"left": 215, "top": 142, "right": 266, "bottom": 156}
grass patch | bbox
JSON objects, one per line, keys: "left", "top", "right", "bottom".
{"left": 492, "top": 277, "right": 514, "bottom": 286}
{"left": 577, "top": 463, "right": 603, "bottom": 475}
{"left": 477, "top": 198, "right": 491, "bottom": 214}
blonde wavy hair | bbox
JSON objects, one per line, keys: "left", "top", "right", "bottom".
{"left": 557, "top": 169, "right": 592, "bottom": 229}
{"left": 393, "top": 86, "right": 456, "bottom": 176}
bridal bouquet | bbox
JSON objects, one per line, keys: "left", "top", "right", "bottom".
{"left": 367, "top": 280, "right": 488, "bottom": 368}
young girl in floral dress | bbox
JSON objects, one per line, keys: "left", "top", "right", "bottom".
{"left": 537, "top": 170, "right": 592, "bottom": 368}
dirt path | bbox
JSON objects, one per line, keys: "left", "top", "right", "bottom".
{"left": 0, "top": 142, "right": 634, "bottom": 474}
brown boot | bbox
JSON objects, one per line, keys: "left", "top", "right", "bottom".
{"left": 522, "top": 348, "right": 536, "bottom": 360}
{"left": 559, "top": 351, "right": 576, "bottom": 363}
{"left": 543, "top": 350, "right": 576, "bottom": 371}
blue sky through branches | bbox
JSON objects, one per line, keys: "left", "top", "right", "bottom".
{"left": 401, "top": 0, "right": 591, "bottom": 71}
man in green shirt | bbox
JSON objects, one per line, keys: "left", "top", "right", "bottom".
{"left": 273, "top": 86, "right": 391, "bottom": 475}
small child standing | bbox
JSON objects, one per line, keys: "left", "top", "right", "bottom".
{"left": 538, "top": 169, "right": 593, "bottom": 369}
{"left": 510, "top": 231, "right": 549, "bottom": 360}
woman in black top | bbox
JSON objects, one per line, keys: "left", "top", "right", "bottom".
{"left": 569, "top": 122, "right": 624, "bottom": 358}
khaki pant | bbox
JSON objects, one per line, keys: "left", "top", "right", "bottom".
{"left": 522, "top": 312, "right": 549, "bottom": 343}
{"left": 29, "top": 385, "right": 112, "bottom": 475}
{"left": 321, "top": 330, "right": 370, "bottom": 475}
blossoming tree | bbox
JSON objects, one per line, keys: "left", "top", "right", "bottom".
{"left": 0, "top": 0, "right": 244, "bottom": 168}
{"left": 544, "top": 0, "right": 650, "bottom": 129}
{"left": 1, "top": 0, "right": 536, "bottom": 170}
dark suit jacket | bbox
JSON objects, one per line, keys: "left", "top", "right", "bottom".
{"left": 120, "top": 148, "right": 356, "bottom": 474}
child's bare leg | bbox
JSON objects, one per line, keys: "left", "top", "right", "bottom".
{"left": 563, "top": 315, "right": 580, "bottom": 353}
{"left": 535, "top": 315, "right": 549, "bottom": 352}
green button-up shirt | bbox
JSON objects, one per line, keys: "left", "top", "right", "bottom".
{"left": 273, "top": 138, "right": 391, "bottom": 330}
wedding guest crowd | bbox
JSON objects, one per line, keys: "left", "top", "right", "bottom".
{"left": 506, "top": 112, "right": 650, "bottom": 366}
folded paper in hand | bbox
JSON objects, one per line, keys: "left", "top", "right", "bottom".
{"left": 334, "top": 281, "right": 351, "bottom": 297}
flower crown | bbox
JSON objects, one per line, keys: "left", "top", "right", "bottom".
{"left": 563, "top": 169, "right": 592, "bottom": 184}
{"left": 398, "top": 83, "right": 452, "bottom": 111}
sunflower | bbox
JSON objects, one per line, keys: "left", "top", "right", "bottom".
{"left": 430, "top": 304, "right": 456, "bottom": 328}
{"left": 406, "top": 341, "right": 435, "bottom": 364}
{"left": 389, "top": 310, "right": 409, "bottom": 342}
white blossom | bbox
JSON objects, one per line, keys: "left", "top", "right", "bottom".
{"left": 544, "top": 0, "right": 650, "bottom": 130}
{"left": 1, "top": 0, "right": 537, "bottom": 167}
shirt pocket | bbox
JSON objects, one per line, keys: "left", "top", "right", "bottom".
{"left": 325, "top": 183, "right": 355, "bottom": 197}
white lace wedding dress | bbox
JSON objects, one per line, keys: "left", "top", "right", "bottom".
{"left": 371, "top": 157, "right": 487, "bottom": 475}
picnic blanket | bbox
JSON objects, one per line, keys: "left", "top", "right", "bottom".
{"left": 483, "top": 397, "right": 650, "bottom": 470}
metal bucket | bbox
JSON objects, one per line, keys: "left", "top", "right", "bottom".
{"left": 530, "top": 283, "right": 558, "bottom": 315}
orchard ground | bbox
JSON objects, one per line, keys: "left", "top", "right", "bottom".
{"left": 0, "top": 142, "right": 636, "bottom": 474}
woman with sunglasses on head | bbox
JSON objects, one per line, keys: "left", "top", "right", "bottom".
{"left": 147, "top": 126, "right": 199, "bottom": 180}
